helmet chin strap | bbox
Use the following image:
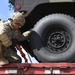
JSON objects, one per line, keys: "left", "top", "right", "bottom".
{"left": 10, "top": 20, "right": 16, "bottom": 30}
{"left": 9, "top": 19, "right": 17, "bottom": 29}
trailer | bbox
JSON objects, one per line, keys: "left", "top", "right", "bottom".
{"left": 2, "top": 0, "right": 75, "bottom": 74}
{"left": 1, "top": 63, "right": 75, "bottom": 75}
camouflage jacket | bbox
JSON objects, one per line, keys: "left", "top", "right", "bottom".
{"left": 0, "top": 20, "right": 26, "bottom": 47}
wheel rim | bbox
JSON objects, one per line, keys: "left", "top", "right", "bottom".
{"left": 43, "top": 27, "right": 71, "bottom": 53}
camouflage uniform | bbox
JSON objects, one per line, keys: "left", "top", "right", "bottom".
{"left": 0, "top": 12, "right": 30, "bottom": 65}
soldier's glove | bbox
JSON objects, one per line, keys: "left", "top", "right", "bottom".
{"left": 23, "top": 31, "right": 31, "bottom": 38}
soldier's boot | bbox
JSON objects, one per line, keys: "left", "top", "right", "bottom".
{"left": 0, "top": 50, "right": 9, "bottom": 65}
{"left": 4, "top": 48, "right": 22, "bottom": 63}
{"left": 0, "top": 57, "right": 9, "bottom": 65}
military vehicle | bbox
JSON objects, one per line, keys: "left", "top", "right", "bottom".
{"left": 9, "top": 0, "right": 75, "bottom": 62}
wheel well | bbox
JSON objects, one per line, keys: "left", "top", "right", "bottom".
{"left": 20, "top": 2, "right": 75, "bottom": 32}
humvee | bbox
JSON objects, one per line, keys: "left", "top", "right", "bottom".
{"left": 9, "top": 0, "right": 75, "bottom": 62}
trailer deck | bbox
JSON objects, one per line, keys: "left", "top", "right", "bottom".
{"left": 0, "top": 63, "right": 75, "bottom": 75}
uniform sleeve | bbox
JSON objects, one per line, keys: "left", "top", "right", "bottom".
{"left": 0, "top": 25, "right": 12, "bottom": 47}
{"left": 0, "top": 32, "right": 12, "bottom": 47}
{"left": 14, "top": 30, "right": 26, "bottom": 41}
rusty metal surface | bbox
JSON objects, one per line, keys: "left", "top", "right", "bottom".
{"left": 0, "top": 63, "right": 75, "bottom": 74}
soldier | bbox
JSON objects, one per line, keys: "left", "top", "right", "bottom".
{"left": 0, "top": 12, "right": 31, "bottom": 65}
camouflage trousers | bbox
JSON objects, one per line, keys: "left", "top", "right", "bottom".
{"left": 3, "top": 48, "right": 22, "bottom": 63}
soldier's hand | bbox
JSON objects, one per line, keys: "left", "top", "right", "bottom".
{"left": 23, "top": 31, "right": 31, "bottom": 37}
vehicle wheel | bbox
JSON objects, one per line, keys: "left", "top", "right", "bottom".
{"left": 30, "top": 14, "right": 75, "bottom": 62}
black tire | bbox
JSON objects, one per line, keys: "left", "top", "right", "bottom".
{"left": 30, "top": 14, "right": 75, "bottom": 62}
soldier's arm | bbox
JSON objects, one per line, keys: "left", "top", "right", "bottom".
{"left": 0, "top": 32, "right": 12, "bottom": 47}
{"left": 15, "top": 30, "right": 31, "bottom": 41}
{"left": 23, "top": 31, "right": 31, "bottom": 38}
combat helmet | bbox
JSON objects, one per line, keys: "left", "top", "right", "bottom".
{"left": 10, "top": 12, "right": 25, "bottom": 26}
